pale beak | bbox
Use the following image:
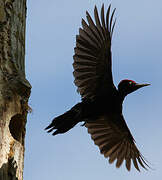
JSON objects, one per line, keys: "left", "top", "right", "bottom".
{"left": 135, "top": 83, "right": 150, "bottom": 90}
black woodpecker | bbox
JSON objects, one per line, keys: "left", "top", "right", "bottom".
{"left": 45, "top": 4, "right": 150, "bottom": 171}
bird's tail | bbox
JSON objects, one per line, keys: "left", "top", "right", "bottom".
{"left": 45, "top": 103, "right": 82, "bottom": 136}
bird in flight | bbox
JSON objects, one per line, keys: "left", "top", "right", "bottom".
{"left": 46, "top": 4, "right": 150, "bottom": 171}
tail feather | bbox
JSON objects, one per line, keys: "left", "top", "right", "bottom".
{"left": 45, "top": 103, "right": 82, "bottom": 135}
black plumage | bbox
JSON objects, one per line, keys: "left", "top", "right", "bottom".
{"left": 46, "top": 4, "right": 150, "bottom": 171}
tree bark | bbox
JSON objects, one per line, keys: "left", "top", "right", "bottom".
{"left": 0, "top": 0, "right": 31, "bottom": 179}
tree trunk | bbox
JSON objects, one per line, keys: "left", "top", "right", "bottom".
{"left": 0, "top": 0, "right": 31, "bottom": 179}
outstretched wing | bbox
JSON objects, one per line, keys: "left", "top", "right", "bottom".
{"left": 85, "top": 114, "right": 149, "bottom": 171}
{"left": 73, "top": 4, "right": 117, "bottom": 99}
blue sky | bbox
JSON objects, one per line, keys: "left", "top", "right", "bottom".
{"left": 24, "top": 0, "right": 162, "bottom": 179}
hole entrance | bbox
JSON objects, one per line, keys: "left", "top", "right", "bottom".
{"left": 9, "top": 114, "right": 24, "bottom": 143}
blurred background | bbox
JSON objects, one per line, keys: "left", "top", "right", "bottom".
{"left": 24, "top": 0, "right": 162, "bottom": 179}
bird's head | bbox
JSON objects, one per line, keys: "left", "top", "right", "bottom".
{"left": 118, "top": 79, "right": 150, "bottom": 97}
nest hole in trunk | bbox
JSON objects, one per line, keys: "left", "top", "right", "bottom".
{"left": 9, "top": 114, "right": 24, "bottom": 143}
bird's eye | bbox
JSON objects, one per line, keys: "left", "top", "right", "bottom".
{"left": 129, "top": 81, "right": 133, "bottom": 85}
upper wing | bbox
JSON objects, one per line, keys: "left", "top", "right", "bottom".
{"left": 85, "top": 113, "right": 149, "bottom": 171}
{"left": 73, "top": 4, "right": 117, "bottom": 99}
